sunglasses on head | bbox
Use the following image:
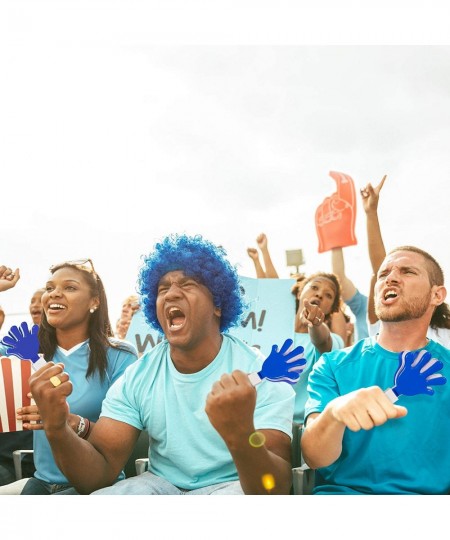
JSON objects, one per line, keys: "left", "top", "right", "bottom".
{"left": 49, "top": 258, "right": 97, "bottom": 277}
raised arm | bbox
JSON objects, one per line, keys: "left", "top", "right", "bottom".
{"left": 29, "top": 362, "right": 140, "bottom": 494}
{"left": 331, "top": 248, "right": 357, "bottom": 301}
{"left": 360, "top": 175, "right": 387, "bottom": 324}
{"left": 329, "top": 309, "right": 349, "bottom": 345}
{"left": 256, "top": 233, "right": 279, "bottom": 278}
{"left": 0, "top": 265, "right": 20, "bottom": 292}
{"left": 247, "top": 247, "right": 267, "bottom": 278}
{"left": 360, "top": 175, "right": 387, "bottom": 275}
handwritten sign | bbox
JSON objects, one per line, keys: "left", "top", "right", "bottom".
{"left": 228, "top": 277, "right": 296, "bottom": 356}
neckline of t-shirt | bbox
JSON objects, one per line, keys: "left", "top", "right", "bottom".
{"left": 57, "top": 339, "right": 89, "bottom": 356}
{"left": 167, "top": 336, "right": 227, "bottom": 381}
{"left": 372, "top": 334, "right": 432, "bottom": 359}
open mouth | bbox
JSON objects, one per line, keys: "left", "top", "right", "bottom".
{"left": 383, "top": 289, "right": 398, "bottom": 303}
{"left": 166, "top": 306, "right": 186, "bottom": 329}
{"left": 48, "top": 303, "right": 66, "bottom": 312}
{"left": 309, "top": 299, "right": 321, "bottom": 307}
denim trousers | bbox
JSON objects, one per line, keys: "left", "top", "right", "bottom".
{"left": 20, "top": 476, "right": 79, "bottom": 495}
{"left": 92, "top": 471, "right": 244, "bottom": 495}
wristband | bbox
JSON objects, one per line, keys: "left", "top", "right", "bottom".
{"left": 248, "top": 371, "right": 262, "bottom": 386}
{"left": 76, "top": 416, "right": 87, "bottom": 437}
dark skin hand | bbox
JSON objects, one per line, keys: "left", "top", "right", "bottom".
{"left": 205, "top": 369, "right": 292, "bottom": 494}
{"left": 29, "top": 361, "right": 140, "bottom": 493}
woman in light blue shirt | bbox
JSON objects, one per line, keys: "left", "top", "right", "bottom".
{"left": 291, "top": 272, "right": 345, "bottom": 424}
{"left": 18, "top": 259, "right": 137, "bottom": 495}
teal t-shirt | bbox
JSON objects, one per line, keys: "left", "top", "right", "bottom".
{"left": 293, "top": 332, "right": 344, "bottom": 424}
{"left": 305, "top": 337, "right": 450, "bottom": 494}
{"left": 100, "top": 333, "right": 295, "bottom": 490}
{"left": 34, "top": 339, "right": 137, "bottom": 485}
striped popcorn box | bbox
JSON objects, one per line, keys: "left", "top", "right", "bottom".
{"left": 0, "top": 356, "right": 32, "bottom": 433}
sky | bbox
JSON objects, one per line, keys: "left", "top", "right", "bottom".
{"left": 1, "top": 0, "right": 450, "bottom": 529}
{"left": 1, "top": 6, "right": 450, "bottom": 333}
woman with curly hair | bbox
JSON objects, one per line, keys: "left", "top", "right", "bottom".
{"left": 18, "top": 259, "right": 137, "bottom": 495}
{"left": 291, "top": 272, "right": 345, "bottom": 424}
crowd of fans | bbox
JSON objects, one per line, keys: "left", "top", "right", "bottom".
{"left": 0, "top": 173, "right": 449, "bottom": 495}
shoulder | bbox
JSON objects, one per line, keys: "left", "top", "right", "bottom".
{"left": 330, "top": 331, "right": 344, "bottom": 350}
{"left": 121, "top": 340, "right": 170, "bottom": 377}
{"left": 345, "top": 291, "right": 368, "bottom": 318}
{"left": 222, "top": 333, "right": 264, "bottom": 360}
{"left": 427, "top": 339, "right": 450, "bottom": 362}
{"left": 319, "top": 337, "right": 376, "bottom": 367}
{"left": 427, "top": 328, "right": 450, "bottom": 349}
{"left": 348, "top": 289, "right": 368, "bottom": 303}
{"left": 107, "top": 338, "right": 138, "bottom": 357}
{"left": 105, "top": 339, "right": 139, "bottom": 380}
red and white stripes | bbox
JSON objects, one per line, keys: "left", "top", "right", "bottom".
{"left": 0, "top": 356, "right": 32, "bottom": 433}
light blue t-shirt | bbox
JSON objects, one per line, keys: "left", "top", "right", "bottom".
{"left": 100, "top": 333, "right": 295, "bottom": 490}
{"left": 293, "top": 332, "right": 344, "bottom": 424}
{"left": 305, "top": 337, "right": 450, "bottom": 494}
{"left": 34, "top": 339, "right": 137, "bottom": 485}
{"left": 345, "top": 289, "right": 369, "bottom": 342}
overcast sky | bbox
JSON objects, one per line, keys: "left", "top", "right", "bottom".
{"left": 1, "top": 4, "right": 450, "bottom": 335}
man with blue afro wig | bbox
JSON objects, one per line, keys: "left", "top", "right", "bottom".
{"left": 138, "top": 234, "right": 245, "bottom": 333}
{"left": 31, "top": 233, "right": 295, "bottom": 496}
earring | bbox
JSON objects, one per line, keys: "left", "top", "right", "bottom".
{"left": 90, "top": 308, "right": 95, "bottom": 314}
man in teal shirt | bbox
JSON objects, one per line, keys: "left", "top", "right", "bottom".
{"left": 29, "top": 234, "right": 295, "bottom": 495}
{"left": 302, "top": 245, "right": 450, "bottom": 494}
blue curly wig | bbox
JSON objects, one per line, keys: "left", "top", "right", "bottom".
{"left": 138, "top": 234, "right": 246, "bottom": 333}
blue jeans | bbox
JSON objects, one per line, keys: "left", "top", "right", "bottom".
{"left": 20, "top": 476, "right": 79, "bottom": 495}
{"left": 92, "top": 471, "right": 244, "bottom": 495}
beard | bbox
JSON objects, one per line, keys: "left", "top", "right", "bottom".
{"left": 375, "top": 290, "right": 432, "bottom": 322}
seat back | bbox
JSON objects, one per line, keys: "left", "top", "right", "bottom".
{"left": 291, "top": 423, "right": 315, "bottom": 495}
{"left": 13, "top": 449, "right": 34, "bottom": 480}
{"left": 124, "top": 430, "right": 149, "bottom": 478}
{"left": 291, "top": 422, "right": 303, "bottom": 469}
